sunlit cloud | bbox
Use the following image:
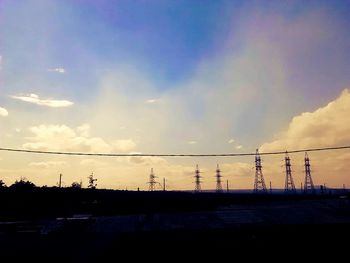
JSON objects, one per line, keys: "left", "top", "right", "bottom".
{"left": 80, "top": 159, "right": 107, "bottom": 166}
{"left": 188, "top": 141, "right": 197, "bottom": 145}
{"left": 228, "top": 139, "right": 235, "bottom": 144}
{"left": 77, "top": 124, "right": 90, "bottom": 137}
{"left": 112, "top": 139, "right": 137, "bottom": 152}
{"left": 0, "top": 107, "right": 8, "bottom": 117}
{"left": 235, "top": 145, "right": 243, "bottom": 150}
{"left": 260, "top": 89, "right": 350, "bottom": 152}
{"left": 258, "top": 89, "right": 350, "bottom": 188}
{"left": 11, "top": 93, "right": 73, "bottom": 108}
{"left": 22, "top": 124, "right": 137, "bottom": 153}
{"left": 221, "top": 162, "right": 252, "bottom": 178}
{"left": 29, "top": 161, "right": 68, "bottom": 169}
{"left": 128, "top": 156, "right": 168, "bottom": 166}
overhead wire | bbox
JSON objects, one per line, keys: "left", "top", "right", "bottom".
{"left": 0, "top": 145, "right": 350, "bottom": 157}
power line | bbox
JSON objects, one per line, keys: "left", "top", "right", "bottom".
{"left": 0, "top": 145, "right": 350, "bottom": 157}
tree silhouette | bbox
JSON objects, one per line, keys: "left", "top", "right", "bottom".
{"left": 71, "top": 181, "right": 82, "bottom": 188}
{"left": 10, "top": 178, "right": 36, "bottom": 190}
{"left": 0, "top": 179, "right": 6, "bottom": 188}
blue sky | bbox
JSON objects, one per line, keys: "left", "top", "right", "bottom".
{"left": 1, "top": 0, "right": 350, "bottom": 189}
{"left": 1, "top": 0, "right": 234, "bottom": 89}
{"left": 1, "top": 0, "right": 350, "bottom": 91}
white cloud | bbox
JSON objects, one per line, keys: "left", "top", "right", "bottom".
{"left": 228, "top": 139, "right": 235, "bottom": 144}
{"left": 145, "top": 99, "right": 158, "bottom": 103}
{"left": 47, "top": 68, "right": 65, "bottom": 73}
{"left": 0, "top": 107, "right": 8, "bottom": 117}
{"left": 29, "top": 161, "right": 68, "bottom": 169}
{"left": 188, "top": 141, "right": 197, "bottom": 145}
{"left": 23, "top": 124, "right": 137, "bottom": 153}
{"left": 11, "top": 93, "right": 73, "bottom": 108}
{"left": 236, "top": 145, "right": 243, "bottom": 150}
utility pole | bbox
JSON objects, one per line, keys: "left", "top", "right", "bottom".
{"left": 59, "top": 173, "right": 62, "bottom": 188}
{"left": 284, "top": 152, "right": 296, "bottom": 193}
{"left": 226, "top": 180, "right": 229, "bottom": 193}
{"left": 254, "top": 149, "right": 267, "bottom": 193}
{"left": 194, "top": 164, "right": 202, "bottom": 193}
{"left": 269, "top": 181, "right": 272, "bottom": 194}
{"left": 163, "top": 178, "right": 166, "bottom": 192}
{"left": 215, "top": 164, "right": 223, "bottom": 193}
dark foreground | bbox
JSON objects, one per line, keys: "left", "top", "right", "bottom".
{"left": 0, "top": 189, "right": 349, "bottom": 261}
{"left": 1, "top": 223, "right": 349, "bottom": 261}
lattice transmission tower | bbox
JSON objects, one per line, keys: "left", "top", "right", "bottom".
{"left": 87, "top": 172, "right": 97, "bottom": 189}
{"left": 304, "top": 152, "right": 315, "bottom": 193}
{"left": 254, "top": 149, "right": 267, "bottom": 193}
{"left": 284, "top": 152, "right": 296, "bottom": 193}
{"left": 148, "top": 168, "right": 158, "bottom": 191}
{"left": 194, "top": 164, "right": 202, "bottom": 193}
{"left": 215, "top": 164, "right": 223, "bottom": 193}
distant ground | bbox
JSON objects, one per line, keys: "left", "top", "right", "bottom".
{"left": 0, "top": 188, "right": 349, "bottom": 261}
{"left": 0, "top": 187, "right": 346, "bottom": 219}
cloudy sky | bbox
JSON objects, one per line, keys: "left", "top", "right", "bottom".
{"left": 1, "top": 0, "right": 350, "bottom": 190}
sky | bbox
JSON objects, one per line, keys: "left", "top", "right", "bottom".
{"left": 1, "top": 0, "right": 350, "bottom": 190}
